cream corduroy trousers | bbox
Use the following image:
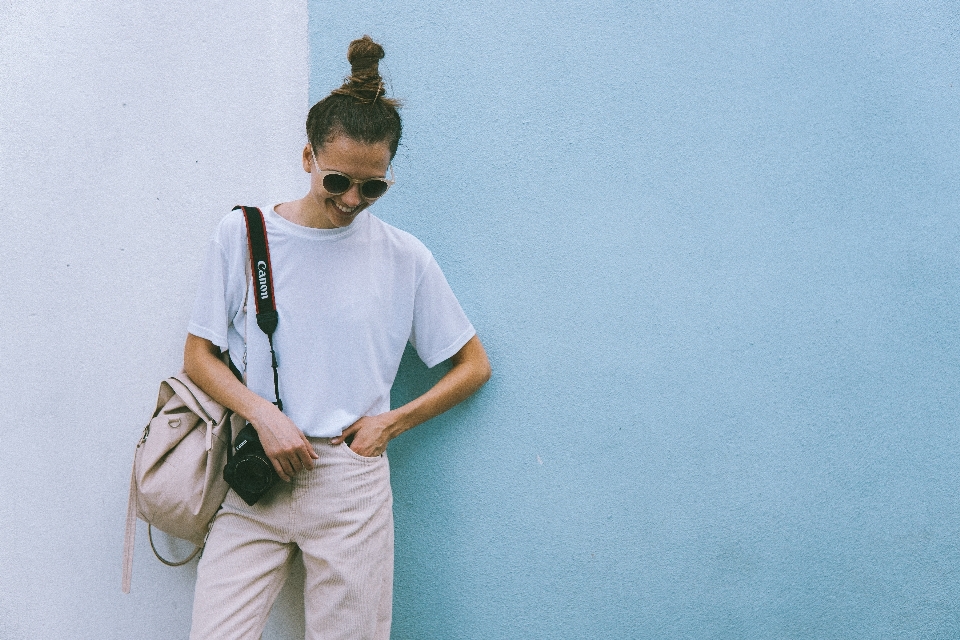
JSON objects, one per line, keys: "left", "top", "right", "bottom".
{"left": 189, "top": 438, "right": 394, "bottom": 640}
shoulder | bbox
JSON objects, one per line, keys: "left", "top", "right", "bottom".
{"left": 214, "top": 207, "right": 248, "bottom": 241}
{"left": 365, "top": 214, "right": 433, "bottom": 263}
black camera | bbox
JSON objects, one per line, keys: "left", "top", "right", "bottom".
{"left": 223, "top": 423, "right": 279, "bottom": 505}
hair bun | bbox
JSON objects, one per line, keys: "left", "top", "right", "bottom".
{"left": 332, "top": 35, "right": 396, "bottom": 105}
{"left": 347, "top": 36, "right": 385, "bottom": 76}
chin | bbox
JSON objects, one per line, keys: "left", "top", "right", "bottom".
{"left": 329, "top": 204, "right": 363, "bottom": 226}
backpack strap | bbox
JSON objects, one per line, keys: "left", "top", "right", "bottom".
{"left": 234, "top": 205, "right": 283, "bottom": 411}
{"left": 121, "top": 460, "right": 138, "bottom": 593}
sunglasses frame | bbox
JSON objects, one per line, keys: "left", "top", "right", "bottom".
{"left": 311, "top": 151, "right": 395, "bottom": 201}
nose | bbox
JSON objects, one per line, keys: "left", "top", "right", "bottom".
{"left": 340, "top": 184, "right": 363, "bottom": 207}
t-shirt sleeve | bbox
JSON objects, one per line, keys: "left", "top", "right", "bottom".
{"left": 188, "top": 219, "right": 245, "bottom": 352}
{"left": 409, "top": 255, "right": 476, "bottom": 368}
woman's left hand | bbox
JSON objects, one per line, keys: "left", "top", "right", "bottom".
{"left": 330, "top": 336, "right": 491, "bottom": 457}
{"left": 331, "top": 412, "right": 401, "bottom": 457}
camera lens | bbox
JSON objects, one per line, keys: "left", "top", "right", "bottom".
{"left": 234, "top": 456, "right": 274, "bottom": 494}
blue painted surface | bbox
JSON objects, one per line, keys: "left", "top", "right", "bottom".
{"left": 309, "top": 2, "right": 960, "bottom": 638}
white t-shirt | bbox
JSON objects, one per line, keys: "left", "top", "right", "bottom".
{"left": 188, "top": 206, "right": 476, "bottom": 437}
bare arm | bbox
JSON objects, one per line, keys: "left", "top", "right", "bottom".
{"left": 331, "top": 334, "right": 492, "bottom": 456}
{"left": 183, "top": 333, "right": 317, "bottom": 481}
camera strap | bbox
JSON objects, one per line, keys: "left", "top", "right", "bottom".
{"left": 235, "top": 205, "right": 283, "bottom": 412}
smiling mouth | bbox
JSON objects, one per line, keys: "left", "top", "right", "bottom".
{"left": 334, "top": 201, "right": 358, "bottom": 215}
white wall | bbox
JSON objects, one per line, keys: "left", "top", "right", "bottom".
{"left": 0, "top": 2, "right": 308, "bottom": 637}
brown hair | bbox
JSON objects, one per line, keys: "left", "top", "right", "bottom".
{"left": 306, "top": 36, "right": 402, "bottom": 158}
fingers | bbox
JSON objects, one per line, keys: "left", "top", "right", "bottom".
{"left": 255, "top": 409, "right": 319, "bottom": 481}
{"left": 295, "top": 446, "right": 316, "bottom": 471}
{"left": 270, "top": 452, "right": 303, "bottom": 482}
{"left": 300, "top": 432, "right": 320, "bottom": 459}
{"left": 270, "top": 457, "right": 293, "bottom": 483}
{"left": 267, "top": 437, "right": 317, "bottom": 483}
{"left": 330, "top": 421, "right": 360, "bottom": 445}
{"left": 288, "top": 433, "right": 317, "bottom": 471}
{"left": 348, "top": 436, "right": 384, "bottom": 458}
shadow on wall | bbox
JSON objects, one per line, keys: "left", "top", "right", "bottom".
{"left": 389, "top": 343, "right": 452, "bottom": 456}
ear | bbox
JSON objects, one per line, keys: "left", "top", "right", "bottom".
{"left": 302, "top": 143, "right": 313, "bottom": 173}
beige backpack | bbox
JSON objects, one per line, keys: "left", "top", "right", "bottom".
{"left": 121, "top": 372, "right": 237, "bottom": 593}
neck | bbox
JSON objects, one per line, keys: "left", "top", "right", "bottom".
{"left": 277, "top": 198, "right": 333, "bottom": 229}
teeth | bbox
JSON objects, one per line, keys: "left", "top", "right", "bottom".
{"left": 335, "top": 202, "right": 356, "bottom": 214}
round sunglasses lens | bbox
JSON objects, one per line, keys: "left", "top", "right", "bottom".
{"left": 322, "top": 173, "right": 350, "bottom": 194}
{"left": 360, "top": 180, "right": 388, "bottom": 199}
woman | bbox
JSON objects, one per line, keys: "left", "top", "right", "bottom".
{"left": 183, "top": 36, "right": 490, "bottom": 639}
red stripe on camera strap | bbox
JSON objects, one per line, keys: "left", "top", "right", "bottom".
{"left": 236, "top": 205, "right": 283, "bottom": 411}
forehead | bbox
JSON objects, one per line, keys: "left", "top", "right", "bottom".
{"left": 314, "top": 136, "right": 391, "bottom": 176}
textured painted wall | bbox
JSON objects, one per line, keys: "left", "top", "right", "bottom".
{"left": 311, "top": 1, "right": 960, "bottom": 638}
{"left": 0, "top": 2, "right": 307, "bottom": 637}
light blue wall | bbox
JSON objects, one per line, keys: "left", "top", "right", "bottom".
{"left": 310, "top": 2, "right": 959, "bottom": 638}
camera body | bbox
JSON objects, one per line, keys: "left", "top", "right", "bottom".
{"left": 223, "top": 423, "right": 278, "bottom": 505}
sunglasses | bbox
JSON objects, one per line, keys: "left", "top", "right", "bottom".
{"left": 312, "top": 152, "right": 395, "bottom": 200}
